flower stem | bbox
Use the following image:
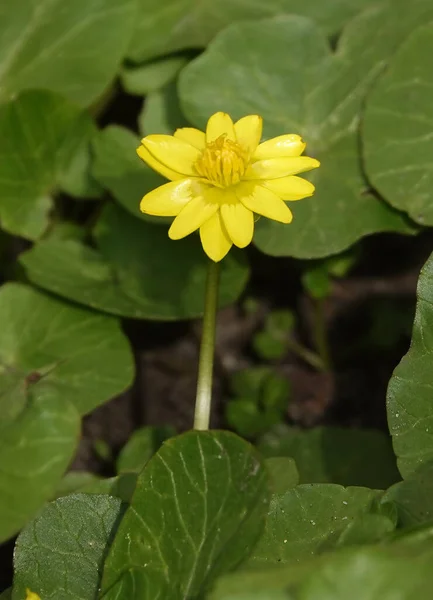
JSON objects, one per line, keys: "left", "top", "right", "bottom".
{"left": 194, "top": 259, "right": 220, "bottom": 430}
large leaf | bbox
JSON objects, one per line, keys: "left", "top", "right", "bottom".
{"left": 0, "top": 0, "right": 137, "bottom": 107}
{"left": 12, "top": 494, "right": 123, "bottom": 600}
{"left": 387, "top": 251, "right": 433, "bottom": 478}
{"left": 383, "top": 463, "right": 433, "bottom": 527}
{"left": 121, "top": 56, "right": 188, "bottom": 96}
{"left": 101, "top": 431, "right": 269, "bottom": 598}
{"left": 0, "top": 283, "right": 134, "bottom": 415}
{"left": 363, "top": 23, "right": 433, "bottom": 225}
{"left": 247, "top": 485, "right": 386, "bottom": 568}
{"left": 0, "top": 394, "right": 79, "bottom": 542}
{"left": 0, "top": 90, "right": 96, "bottom": 239}
{"left": 127, "top": 0, "right": 381, "bottom": 63}
{"left": 179, "top": 7, "right": 429, "bottom": 259}
{"left": 138, "top": 80, "right": 188, "bottom": 136}
{"left": 258, "top": 425, "right": 400, "bottom": 489}
{"left": 20, "top": 203, "right": 250, "bottom": 320}
{"left": 116, "top": 425, "right": 175, "bottom": 473}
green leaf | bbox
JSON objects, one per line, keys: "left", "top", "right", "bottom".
{"left": 0, "top": 590, "right": 11, "bottom": 600}
{"left": 384, "top": 463, "right": 433, "bottom": 527}
{"left": 80, "top": 473, "right": 138, "bottom": 503}
{"left": 138, "top": 80, "right": 188, "bottom": 135}
{"left": 53, "top": 472, "right": 102, "bottom": 498}
{"left": 0, "top": 0, "right": 137, "bottom": 107}
{"left": 0, "top": 282, "right": 134, "bottom": 415}
{"left": 247, "top": 484, "right": 383, "bottom": 568}
{"left": 265, "top": 457, "right": 299, "bottom": 495}
{"left": 0, "top": 90, "right": 97, "bottom": 239}
{"left": 12, "top": 494, "right": 123, "bottom": 600}
{"left": 363, "top": 23, "right": 433, "bottom": 225}
{"left": 258, "top": 425, "right": 400, "bottom": 488}
{"left": 387, "top": 251, "right": 433, "bottom": 478}
{"left": 180, "top": 9, "right": 423, "bottom": 259}
{"left": 0, "top": 394, "right": 79, "bottom": 543}
{"left": 302, "top": 265, "right": 332, "bottom": 300}
{"left": 92, "top": 126, "right": 166, "bottom": 222}
{"left": 116, "top": 425, "right": 175, "bottom": 473}
{"left": 21, "top": 203, "right": 250, "bottom": 320}
{"left": 128, "top": 0, "right": 382, "bottom": 63}
{"left": 121, "top": 56, "right": 188, "bottom": 95}
{"left": 101, "top": 431, "right": 270, "bottom": 598}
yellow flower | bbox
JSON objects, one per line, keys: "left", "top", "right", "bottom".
{"left": 137, "top": 112, "right": 319, "bottom": 262}
{"left": 25, "top": 589, "right": 41, "bottom": 600}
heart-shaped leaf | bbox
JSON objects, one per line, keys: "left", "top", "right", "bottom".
{"left": 387, "top": 251, "right": 433, "bottom": 478}
{"left": 179, "top": 7, "right": 427, "bottom": 258}
{"left": 12, "top": 494, "right": 123, "bottom": 600}
{"left": 363, "top": 23, "right": 433, "bottom": 225}
{"left": 101, "top": 431, "right": 269, "bottom": 598}
{"left": 0, "top": 0, "right": 137, "bottom": 107}
{"left": 20, "top": 203, "right": 250, "bottom": 320}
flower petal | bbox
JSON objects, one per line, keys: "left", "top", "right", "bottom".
{"left": 244, "top": 156, "right": 320, "bottom": 180}
{"left": 237, "top": 183, "right": 293, "bottom": 224}
{"left": 168, "top": 195, "right": 218, "bottom": 240}
{"left": 234, "top": 115, "right": 263, "bottom": 157}
{"left": 206, "top": 112, "right": 236, "bottom": 143}
{"left": 221, "top": 201, "right": 254, "bottom": 248}
{"left": 254, "top": 134, "right": 306, "bottom": 159}
{"left": 200, "top": 211, "right": 232, "bottom": 262}
{"left": 137, "top": 145, "right": 184, "bottom": 181}
{"left": 140, "top": 179, "right": 194, "bottom": 216}
{"left": 262, "top": 175, "right": 315, "bottom": 200}
{"left": 142, "top": 135, "right": 201, "bottom": 177}
{"left": 174, "top": 127, "right": 206, "bottom": 150}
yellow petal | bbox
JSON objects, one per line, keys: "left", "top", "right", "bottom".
{"left": 168, "top": 195, "right": 218, "bottom": 240}
{"left": 200, "top": 211, "right": 232, "bottom": 262}
{"left": 234, "top": 115, "right": 263, "bottom": 157}
{"left": 237, "top": 183, "right": 293, "bottom": 224}
{"left": 221, "top": 201, "right": 254, "bottom": 248}
{"left": 174, "top": 127, "right": 206, "bottom": 150}
{"left": 140, "top": 179, "right": 194, "bottom": 216}
{"left": 26, "top": 590, "right": 41, "bottom": 600}
{"left": 244, "top": 156, "right": 320, "bottom": 180}
{"left": 206, "top": 112, "right": 236, "bottom": 143}
{"left": 137, "top": 145, "right": 184, "bottom": 181}
{"left": 262, "top": 175, "right": 315, "bottom": 200}
{"left": 254, "top": 134, "right": 306, "bottom": 159}
{"left": 142, "top": 135, "right": 201, "bottom": 177}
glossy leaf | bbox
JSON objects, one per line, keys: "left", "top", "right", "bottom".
{"left": 21, "top": 204, "right": 250, "bottom": 320}
{"left": 0, "top": 283, "right": 134, "bottom": 416}
{"left": 0, "top": 0, "right": 137, "bottom": 107}
{"left": 128, "top": 0, "right": 382, "bottom": 63}
{"left": 0, "top": 91, "right": 96, "bottom": 239}
{"left": 180, "top": 8, "right": 425, "bottom": 258}
{"left": 12, "top": 494, "right": 123, "bottom": 600}
{"left": 363, "top": 23, "right": 433, "bottom": 225}
{"left": 383, "top": 463, "right": 433, "bottom": 527}
{"left": 258, "top": 425, "right": 400, "bottom": 489}
{"left": 102, "top": 431, "right": 269, "bottom": 598}
{"left": 387, "top": 251, "right": 433, "bottom": 478}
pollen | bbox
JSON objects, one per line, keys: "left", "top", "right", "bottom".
{"left": 194, "top": 135, "right": 248, "bottom": 187}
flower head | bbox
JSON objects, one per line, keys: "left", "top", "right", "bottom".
{"left": 137, "top": 112, "right": 319, "bottom": 262}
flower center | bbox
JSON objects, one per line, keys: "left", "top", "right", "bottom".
{"left": 194, "top": 135, "right": 248, "bottom": 187}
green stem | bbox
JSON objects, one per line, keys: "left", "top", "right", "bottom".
{"left": 288, "top": 339, "right": 326, "bottom": 372}
{"left": 194, "top": 259, "right": 220, "bottom": 430}
{"left": 313, "top": 298, "right": 332, "bottom": 371}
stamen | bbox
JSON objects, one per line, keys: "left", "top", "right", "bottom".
{"left": 194, "top": 135, "right": 247, "bottom": 187}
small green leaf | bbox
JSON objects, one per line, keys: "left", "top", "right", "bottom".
{"left": 302, "top": 265, "right": 332, "bottom": 300}
{"left": 387, "top": 250, "right": 433, "bottom": 478}
{"left": 102, "top": 431, "right": 270, "bottom": 598}
{"left": 0, "top": 282, "right": 134, "bottom": 415}
{"left": 12, "top": 494, "right": 123, "bottom": 600}
{"left": 247, "top": 484, "right": 382, "bottom": 568}
{"left": 226, "top": 399, "right": 265, "bottom": 438}
{"left": 383, "top": 462, "right": 433, "bottom": 526}
{"left": 265, "top": 457, "right": 299, "bottom": 495}
{"left": 363, "top": 23, "right": 433, "bottom": 225}
{"left": 258, "top": 425, "right": 400, "bottom": 488}
{"left": 21, "top": 204, "right": 250, "bottom": 320}
{"left": 230, "top": 367, "right": 273, "bottom": 401}
{"left": 138, "top": 80, "right": 188, "bottom": 135}
{"left": 180, "top": 8, "right": 422, "bottom": 258}
{"left": 0, "top": 393, "right": 79, "bottom": 542}
{"left": 0, "top": 91, "right": 96, "bottom": 239}
{"left": 253, "top": 332, "right": 288, "bottom": 361}
{"left": 0, "top": 0, "right": 137, "bottom": 107}
{"left": 122, "top": 56, "right": 189, "bottom": 95}
{"left": 116, "top": 425, "right": 175, "bottom": 473}
{"left": 53, "top": 472, "right": 102, "bottom": 498}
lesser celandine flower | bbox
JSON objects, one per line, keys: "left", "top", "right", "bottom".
{"left": 137, "top": 112, "right": 319, "bottom": 262}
